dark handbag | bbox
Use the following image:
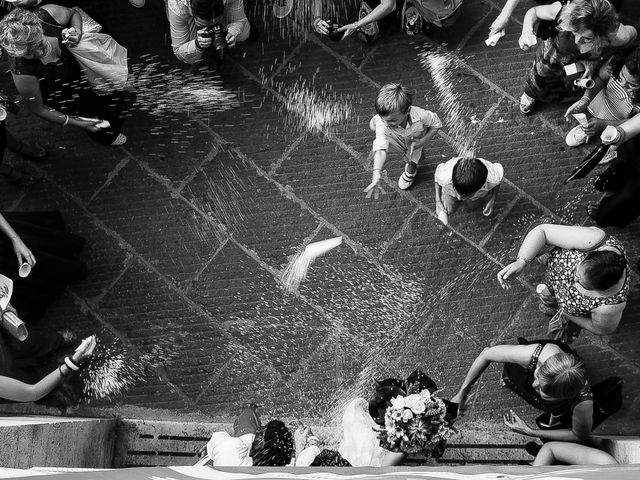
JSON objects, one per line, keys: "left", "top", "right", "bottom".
{"left": 591, "top": 376, "right": 624, "bottom": 428}
{"left": 594, "top": 159, "right": 628, "bottom": 192}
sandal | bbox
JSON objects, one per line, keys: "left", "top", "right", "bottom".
{"left": 0, "top": 164, "right": 35, "bottom": 188}
{"left": 519, "top": 92, "right": 536, "bottom": 114}
{"left": 539, "top": 301, "right": 558, "bottom": 316}
{"left": 8, "top": 139, "right": 47, "bottom": 160}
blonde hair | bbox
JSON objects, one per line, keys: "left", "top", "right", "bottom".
{"left": 538, "top": 353, "right": 587, "bottom": 399}
{"left": 558, "top": 0, "right": 619, "bottom": 53}
{"left": 0, "top": 9, "right": 51, "bottom": 59}
{"left": 375, "top": 83, "right": 413, "bottom": 116}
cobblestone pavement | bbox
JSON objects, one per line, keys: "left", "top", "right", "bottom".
{"left": 1, "top": 0, "right": 639, "bottom": 439}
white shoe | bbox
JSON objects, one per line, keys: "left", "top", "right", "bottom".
{"left": 110, "top": 133, "right": 127, "bottom": 146}
{"left": 129, "top": 0, "right": 145, "bottom": 8}
{"left": 398, "top": 167, "right": 416, "bottom": 190}
{"left": 565, "top": 125, "right": 589, "bottom": 147}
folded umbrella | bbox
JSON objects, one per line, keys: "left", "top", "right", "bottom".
{"left": 564, "top": 143, "right": 611, "bottom": 184}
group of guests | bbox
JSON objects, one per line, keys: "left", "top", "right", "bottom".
{"left": 0, "top": 0, "right": 634, "bottom": 468}
{"left": 0, "top": 1, "right": 101, "bottom": 406}
{"left": 202, "top": 221, "right": 629, "bottom": 467}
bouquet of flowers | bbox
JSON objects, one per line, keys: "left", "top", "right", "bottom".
{"left": 377, "top": 389, "right": 455, "bottom": 456}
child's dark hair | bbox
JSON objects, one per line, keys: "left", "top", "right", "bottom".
{"left": 610, "top": 46, "right": 640, "bottom": 101}
{"left": 581, "top": 250, "right": 627, "bottom": 290}
{"left": 190, "top": 0, "right": 225, "bottom": 21}
{"left": 368, "top": 379, "right": 406, "bottom": 426}
{"left": 249, "top": 420, "right": 294, "bottom": 466}
{"left": 375, "top": 83, "right": 413, "bottom": 116}
{"left": 452, "top": 158, "right": 488, "bottom": 197}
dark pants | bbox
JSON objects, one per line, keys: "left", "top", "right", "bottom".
{"left": 592, "top": 136, "right": 640, "bottom": 228}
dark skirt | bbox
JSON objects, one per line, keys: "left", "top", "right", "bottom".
{"left": 0, "top": 211, "right": 86, "bottom": 323}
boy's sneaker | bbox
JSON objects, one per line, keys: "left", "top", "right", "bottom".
{"left": 565, "top": 125, "right": 589, "bottom": 147}
{"left": 398, "top": 166, "right": 417, "bottom": 190}
{"left": 519, "top": 92, "right": 536, "bottom": 114}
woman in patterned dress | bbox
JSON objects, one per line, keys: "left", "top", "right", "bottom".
{"left": 498, "top": 223, "right": 629, "bottom": 340}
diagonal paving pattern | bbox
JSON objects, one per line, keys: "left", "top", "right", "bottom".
{"left": 0, "top": 0, "right": 639, "bottom": 441}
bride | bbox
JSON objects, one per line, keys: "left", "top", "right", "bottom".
{"left": 308, "top": 370, "right": 456, "bottom": 466}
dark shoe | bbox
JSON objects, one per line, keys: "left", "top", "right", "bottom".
{"left": 525, "top": 441, "right": 542, "bottom": 457}
{"left": 0, "top": 164, "right": 35, "bottom": 188}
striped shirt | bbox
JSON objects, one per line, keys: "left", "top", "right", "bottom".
{"left": 588, "top": 76, "right": 640, "bottom": 122}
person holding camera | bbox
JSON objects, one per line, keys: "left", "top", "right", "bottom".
{"left": 312, "top": 0, "right": 398, "bottom": 43}
{"left": 517, "top": 0, "right": 635, "bottom": 115}
{"left": 167, "top": 0, "right": 258, "bottom": 64}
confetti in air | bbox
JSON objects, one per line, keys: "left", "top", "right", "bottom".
{"left": 281, "top": 236, "right": 343, "bottom": 293}
{"left": 187, "top": 162, "right": 249, "bottom": 241}
{"left": 248, "top": 0, "right": 357, "bottom": 41}
{"left": 419, "top": 49, "right": 478, "bottom": 158}
{"left": 129, "top": 56, "right": 240, "bottom": 118}
{"left": 278, "top": 81, "right": 354, "bottom": 133}
{"left": 82, "top": 353, "right": 138, "bottom": 401}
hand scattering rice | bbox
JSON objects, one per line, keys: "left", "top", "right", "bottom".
{"left": 281, "top": 236, "right": 343, "bottom": 293}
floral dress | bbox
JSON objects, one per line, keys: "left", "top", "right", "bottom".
{"left": 545, "top": 236, "right": 629, "bottom": 317}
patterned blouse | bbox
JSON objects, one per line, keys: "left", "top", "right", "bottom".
{"left": 545, "top": 236, "right": 630, "bottom": 317}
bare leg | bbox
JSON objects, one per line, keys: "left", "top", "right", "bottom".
{"left": 533, "top": 442, "right": 618, "bottom": 466}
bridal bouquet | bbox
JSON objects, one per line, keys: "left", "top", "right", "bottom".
{"left": 378, "top": 389, "right": 454, "bottom": 455}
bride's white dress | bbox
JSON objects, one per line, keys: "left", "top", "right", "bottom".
{"left": 337, "top": 398, "right": 405, "bottom": 467}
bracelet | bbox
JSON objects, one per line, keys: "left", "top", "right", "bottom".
{"left": 580, "top": 96, "right": 590, "bottom": 102}
{"left": 64, "top": 356, "right": 80, "bottom": 371}
{"left": 373, "top": 168, "right": 381, "bottom": 171}
{"left": 614, "top": 127, "right": 626, "bottom": 143}
{"left": 516, "top": 256, "right": 531, "bottom": 265}
{"left": 62, "top": 114, "right": 69, "bottom": 126}
{"left": 58, "top": 365, "right": 69, "bottom": 377}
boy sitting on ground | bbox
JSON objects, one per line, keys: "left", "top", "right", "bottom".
{"left": 364, "top": 83, "right": 441, "bottom": 199}
{"left": 434, "top": 156, "right": 503, "bottom": 225}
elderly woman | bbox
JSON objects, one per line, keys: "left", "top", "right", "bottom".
{"left": 451, "top": 340, "right": 597, "bottom": 442}
{"left": 498, "top": 224, "right": 629, "bottom": 341}
{"left": 167, "top": 0, "right": 258, "bottom": 64}
{"left": 0, "top": 7, "right": 127, "bottom": 146}
{"left": 518, "top": 0, "right": 636, "bottom": 114}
